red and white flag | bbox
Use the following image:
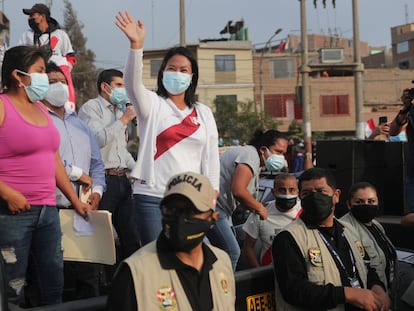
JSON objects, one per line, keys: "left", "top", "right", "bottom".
{"left": 365, "top": 118, "right": 376, "bottom": 138}
{"left": 275, "top": 37, "right": 289, "bottom": 54}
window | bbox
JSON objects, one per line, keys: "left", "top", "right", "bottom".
{"left": 150, "top": 59, "right": 162, "bottom": 77}
{"left": 264, "top": 94, "right": 301, "bottom": 119}
{"left": 271, "top": 59, "right": 294, "bottom": 78}
{"left": 215, "top": 55, "right": 235, "bottom": 72}
{"left": 399, "top": 60, "right": 410, "bottom": 69}
{"left": 320, "top": 95, "right": 349, "bottom": 115}
{"left": 397, "top": 41, "right": 409, "bottom": 54}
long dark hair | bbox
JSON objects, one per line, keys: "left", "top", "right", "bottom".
{"left": 248, "top": 129, "right": 287, "bottom": 152}
{"left": 156, "top": 46, "right": 198, "bottom": 108}
{"left": 1, "top": 45, "right": 47, "bottom": 91}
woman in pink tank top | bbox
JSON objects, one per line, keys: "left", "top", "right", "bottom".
{"left": 0, "top": 46, "right": 90, "bottom": 307}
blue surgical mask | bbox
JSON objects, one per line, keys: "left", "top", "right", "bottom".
{"left": 106, "top": 84, "right": 129, "bottom": 111}
{"left": 162, "top": 71, "right": 192, "bottom": 95}
{"left": 45, "top": 82, "right": 69, "bottom": 107}
{"left": 16, "top": 69, "right": 49, "bottom": 102}
{"left": 263, "top": 148, "right": 285, "bottom": 171}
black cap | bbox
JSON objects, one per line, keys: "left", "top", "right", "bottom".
{"left": 23, "top": 3, "right": 50, "bottom": 16}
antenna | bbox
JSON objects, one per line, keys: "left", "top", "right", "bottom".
{"left": 405, "top": 4, "right": 409, "bottom": 24}
{"left": 151, "top": 0, "right": 154, "bottom": 47}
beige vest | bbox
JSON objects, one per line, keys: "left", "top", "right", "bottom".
{"left": 341, "top": 213, "right": 398, "bottom": 299}
{"left": 274, "top": 218, "right": 367, "bottom": 311}
{"left": 124, "top": 241, "right": 235, "bottom": 311}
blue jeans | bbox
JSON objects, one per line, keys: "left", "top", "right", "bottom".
{"left": 0, "top": 204, "right": 63, "bottom": 305}
{"left": 133, "top": 194, "right": 162, "bottom": 246}
{"left": 293, "top": 156, "right": 304, "bottom": 173}
{"left": 206, "top": 206, "right": 240, "bottom": 271}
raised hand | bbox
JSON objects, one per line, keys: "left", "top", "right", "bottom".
{"left": 115, "top": 11, "right": 146, "bottom": 50}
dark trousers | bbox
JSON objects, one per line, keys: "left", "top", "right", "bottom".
{"left": 63, "top": 262, "right": 101, "bottom": 301}
{"left": 100, "top": 175, "right": 141, "bottom": 259}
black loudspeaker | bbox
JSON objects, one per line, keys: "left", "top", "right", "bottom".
{"left": 383, "top": 141, "right": 407, "bottom": 215}
{"left": 316, "top": 140, "right": 406, "bottom": 217}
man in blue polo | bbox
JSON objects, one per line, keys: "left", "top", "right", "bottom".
{"left": 41, "top": 62, "right": 106, "bottom": 300}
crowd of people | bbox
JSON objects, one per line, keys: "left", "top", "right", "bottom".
{"left": 0, "top": 4, "right": 414, "bottom": 311}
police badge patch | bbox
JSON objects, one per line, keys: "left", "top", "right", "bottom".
{"left": 354, "top": 241, "right": 365, "bottom": 258}
{"left": 219, "top": 272, "right": 229, "bottom": 294}
{"left": 156, "top": 286, "right": 178, "bottom": 310}
{"left": 309, "top": 247, "right": 323, "bottom": 267}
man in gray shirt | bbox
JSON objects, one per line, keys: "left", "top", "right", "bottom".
{"left": 79, "top": 69, "right": 140, "bottom": 259}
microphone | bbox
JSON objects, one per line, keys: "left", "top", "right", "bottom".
{"left": 125, "top": 102, "right": 137, "bottom": 126}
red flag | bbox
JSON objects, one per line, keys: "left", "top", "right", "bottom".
{"left": 275, "top": 40, "right": 286, "bottom": 54}
{"left": 365, "top": 118, "right": 376, "bottom": 138}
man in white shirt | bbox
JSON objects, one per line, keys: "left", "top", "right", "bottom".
{"left": 242, "top": 174, "right": 301, "bottom": 268}
{"left": 78, "top": 69, "right": 140, "bottom": 260}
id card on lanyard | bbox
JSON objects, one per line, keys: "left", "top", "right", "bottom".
{"left": 318, "top": 230, "right": 361, "bottom": 288}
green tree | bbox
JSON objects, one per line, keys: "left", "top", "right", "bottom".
{"left": 62, "top": 0, "right": 99, "bottom": 109}
{"left": 214, "top": 98, "right": 280, "bottom": 145}
{"left": 288, "top": 120, "right": 326, "bottom": 141}
{"left": 288, "top": 119, "right": 303, "bottom": 140}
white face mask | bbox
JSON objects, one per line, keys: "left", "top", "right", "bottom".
{"left": 44, "top": 82, "right": 69, "bottom": 107}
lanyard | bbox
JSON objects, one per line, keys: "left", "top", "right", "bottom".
{"left": 370, "top": 224, "right": 396, "bottom": 284}
{"left": 317, "top": 230, "right": 356, "bottom": 280}
{"left": 370, "top": 224, "right": 396, "bottom": 260}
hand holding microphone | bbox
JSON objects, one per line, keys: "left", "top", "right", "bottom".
{"left": 125, "top": 102, "right": 137, "bottom": 126}
{"left": 121, "top": 102, "right": 137, "bottom": 126}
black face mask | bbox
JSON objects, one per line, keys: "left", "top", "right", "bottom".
{"left": 28, "top": 19, "right": 40, "bottom": 32}
{"left": 162, "top": 214, "right": 211, "bottom": 252}
{"left": 351, "top": 204, "right": 378, "bottom": 224}
{"left": 300, "top": 192, "right": 333, "bottom": 226}
{"left": 275, "top": 195, "right": 298, "bottom": 211}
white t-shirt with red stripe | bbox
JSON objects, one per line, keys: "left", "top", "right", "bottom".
{"left": 125, "top": 49, "right": 220, "bottom": 197}
{"left": 242, "top": 201, "right": 302, "bottom": 265}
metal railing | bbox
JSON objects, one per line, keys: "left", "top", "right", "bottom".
{"left": 4, "top": 265, "right": 275, "bottom": 311}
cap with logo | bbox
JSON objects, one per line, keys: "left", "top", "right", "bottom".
{"left": 160, "top": 172, "right": 216, "bottom": 212}
{"left": 23, "top": 3, "right": 50, "bottom": 16}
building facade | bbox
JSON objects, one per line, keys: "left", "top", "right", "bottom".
{"left": 253, "top": 33, "right": 414, "bottom": 137}
{"left": 141, "top": 30, "right": 414, "bottom": 139}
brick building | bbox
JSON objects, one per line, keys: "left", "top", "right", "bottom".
{"left": 129, "top": 28, "right": 414, "bottom": 139}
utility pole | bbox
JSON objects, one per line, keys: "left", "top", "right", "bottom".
{"left": 300, "top": 0, "right": 313, "bottom": 169}
{"left": 353, "top": 0, "right": 364, "bottom": 139}
{"left": 179, "top": 0, "right": 186, "bottom": 46}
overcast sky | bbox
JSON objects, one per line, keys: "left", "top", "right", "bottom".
{"left": 3, "top": 0, "right": 414, "bottom": 69}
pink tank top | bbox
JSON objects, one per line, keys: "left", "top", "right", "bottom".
{"left": 0, "top": 94, "right": 60, "bottom": 205}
